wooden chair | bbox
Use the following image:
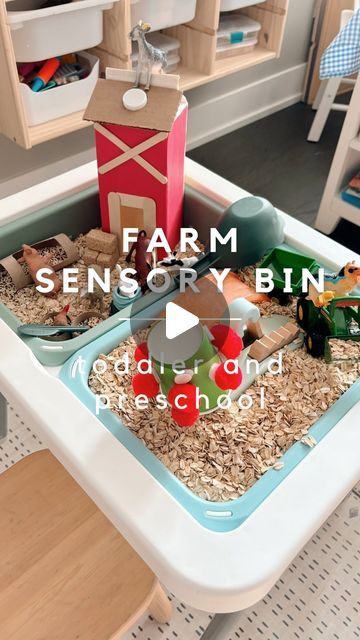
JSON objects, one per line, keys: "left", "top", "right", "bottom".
{"left": 308, "top": 1, "right": 359, "bottom": 142}
{"left": 0, "top": 450, "right": 172, "bottom": 640}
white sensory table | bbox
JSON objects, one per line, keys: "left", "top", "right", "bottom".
{"left": 0, "top": 159, "right": 359, "bottom": 633}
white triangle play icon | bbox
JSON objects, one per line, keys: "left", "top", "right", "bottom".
{"left": 165, "top": 302, "right": 199, "bottom": 340}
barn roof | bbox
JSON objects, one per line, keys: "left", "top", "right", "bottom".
{"left": 84, "top": 79, "right": 183, "bottom": 132}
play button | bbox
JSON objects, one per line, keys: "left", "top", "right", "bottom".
{"left": 165, "top": 302, "right": 199, "bottom": 340}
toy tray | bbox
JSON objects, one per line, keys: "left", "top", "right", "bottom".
{"left": 60, "top": 293, "right": 360, "bottom": 533}
{"left": 0, "top": 186, "right": 178, "bottom": 367}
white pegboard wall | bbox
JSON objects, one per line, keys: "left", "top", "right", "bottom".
{"left": 0, "top": 405, "right": 45, "bottom": 473}
{"left": 1, "top": 404, "right": 359, "bottom": 640}
{"left": 124, "top": 489, "right": 360, "bottom": 640}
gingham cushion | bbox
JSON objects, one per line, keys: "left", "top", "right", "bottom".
{"left": 320, "top": 9, "right": 360, "bottom": 78}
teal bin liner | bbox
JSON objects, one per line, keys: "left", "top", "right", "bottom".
{"left": 0, "top": 187, "right": 176, "bottom": 366}
{"left": 60, "top": 303, "right": 360, "bottom": 533}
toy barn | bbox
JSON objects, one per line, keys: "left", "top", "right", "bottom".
{"left": 84, "top": 75, "right": 188, "bottom": 255}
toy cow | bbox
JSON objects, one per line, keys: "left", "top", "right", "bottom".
{"left": 126, "top": 230, "right": 154, "bottom": 293}
{"left": 18, "top": 244, "right": 61, "bottom": 296}
{"left": 158, "top": 251, "right": 205, "bottom": 273}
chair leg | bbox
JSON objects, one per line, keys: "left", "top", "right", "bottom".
{"left": 148, "top": 584, "right": 172, "bottom": 624}
{"left": 308, "top": 77, "right": 342, "bottom": 142}
{"left": 312, "top": 79, "right": 327, "bottom": 111}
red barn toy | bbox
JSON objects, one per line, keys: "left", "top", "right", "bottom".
{"left": 84, "top": 70, "right": 188, "bottom": 257}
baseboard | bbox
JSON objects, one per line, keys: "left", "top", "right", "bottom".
{"left": 186, "top": 63, "right": 307, "bottom": 150}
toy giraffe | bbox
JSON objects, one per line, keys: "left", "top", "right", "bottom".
{"left": 129, "top": 20, "right": 167, "bottom": 90}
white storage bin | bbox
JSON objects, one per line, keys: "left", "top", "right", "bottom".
{"left": 131, "top": 32, "right": 181, "bottom": 72}
{"left": 220, "top": 0, "right": 266, "bottom": 11}
{"left": 6, "top": 0, "right": 117, "bottom": 62}
{"left": 133, "top": 53, "right": 180, "bottom": 73}
{"left": 19, "top": 51, "right": 99, "bottom": 126}
{"left": 130, "top": 0, "right": 197, "bottom": 31}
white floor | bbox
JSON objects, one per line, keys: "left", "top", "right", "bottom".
{"left": 2, "top": 405, "right": 360, "bottom": 640}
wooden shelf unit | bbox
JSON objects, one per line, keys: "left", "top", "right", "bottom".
{"left": 96, "top": 0, "right": 288, "bottom": 86}
{"left": 0, "top": 0, "right": 288, "bottom": 149}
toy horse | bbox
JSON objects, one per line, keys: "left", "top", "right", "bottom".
{"left": 125, "top": 230, "right": 154, "bottom": 293}
{"left": 307, "top": 261, "right": 360, "bottom": 307}
{"left": 129, "top": 21, "right": 167, "bottom": 90}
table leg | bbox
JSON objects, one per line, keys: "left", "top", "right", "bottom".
{"left": 0, "top": 393, "right": 8, "bottom": 441}
{"left": 201, "top": 613, "right": 241, "bottom": 639}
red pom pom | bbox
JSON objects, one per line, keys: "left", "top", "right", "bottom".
{"left": 214, "top": 362, "right": 243, "bottom": 390}
{"left": 168, "top": 383, "right": 198, "bottom": 413}
{"left": 132, "top": 372, "right": 159, "bottom": 398}
{"left": 210, "top": 324, "right": 243, "bottom": 359}
{"left": 134, "top": 342, "right": 149, "bottom": 363}
{"left": 171, "top": 406, "right": 199, "bottom": 428}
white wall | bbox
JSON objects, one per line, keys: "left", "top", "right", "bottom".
{"left": 0, "top": 0, "right": 315, "bottom": 198}
{"left": 186, "top": 0, "right": 316, "bottom": 148}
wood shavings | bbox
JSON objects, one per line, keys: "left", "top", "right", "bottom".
{"left": 88, "top": 280, "right": 358, "bottom": 503}
{"left": 273, "top": 462, "right": 285, "bottom": 471}
{"left": 301, "top": 435, "right": 317, "bottom": 448}
{"left": 0, "top": 233, "right": 139, "bottom": 327}
{"left": 329, "top": 339, "right": 360, "bottom": 361}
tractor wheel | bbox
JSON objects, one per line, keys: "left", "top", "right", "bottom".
{"left": 306, "top": 331, "right": 325, "bottom": 358}
{"left": 297, "top": 298, "right": 310, "bottom": 329}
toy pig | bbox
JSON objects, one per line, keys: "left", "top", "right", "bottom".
{"left": 126, "top": 230, "right": 153, "bottom": 293}
{"left": 18, "top": 244, "right": 61, "bottom": 296}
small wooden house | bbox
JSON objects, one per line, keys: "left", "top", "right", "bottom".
{"left": 84, "top": 72, "right": 188, "bottom": 255}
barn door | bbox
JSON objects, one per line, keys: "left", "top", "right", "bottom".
{"left": 108, "top": 193, "right": 156, "bottom": 253}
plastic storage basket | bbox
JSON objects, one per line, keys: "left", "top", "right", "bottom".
{"left": 216, "top": 14, "right": 261, "bottom": 59}
{"left": 132, "top": 32, "right": 181, "bottom": 73}
{"left": 130, "top": 0, "right": 197, "bottom": 31}
{"left": 19, "top": 51, "right": 99, "bottom": 126}
{"left": 220, "top": 0, "right": 266, "bottom": 11}
{"left": 6, "top": 0, "right": 117, "bottom": 62}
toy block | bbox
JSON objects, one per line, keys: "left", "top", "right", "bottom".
{"left": 249, "top": 321, "right": 301, "bottom": 363}
{"left": 86, "top": 229, "right": 118, "bottom": 255}
{"left": 283, "top": 322, "right": 300, "bottom": 339}
{"left": 247, "top": 320, "right": 264, "bottom": 339}
{"left": 259, "top": 335, "right": 277, "bottom": 350}
{"left": 249, "top": 337, "right": 275, "bottom": 362}
{"left": 269, "top": 330, "right": 290, "bottom": 349}
{"left": 275, "top": 325, "right": 292, "bottom": 343}
{"left": 83, "top": 247, "right": 99, "bottom": 266}
{"left": 97, "top": 249, "right": 119, "bottom": 269}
